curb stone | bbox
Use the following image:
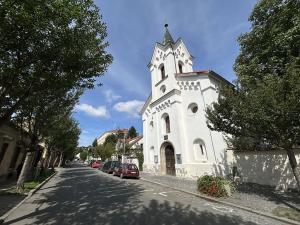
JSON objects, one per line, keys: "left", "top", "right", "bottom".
{"left": 140, "top": 177, "right": 300, "bottom": 225}
{"left": 0, "top": 171, "right": 57, "bottom": 224}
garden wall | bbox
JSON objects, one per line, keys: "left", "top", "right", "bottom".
{"left": 231, "top": 148, "right": 300, "bottom": 190}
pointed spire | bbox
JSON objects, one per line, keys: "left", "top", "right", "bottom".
{"left": 163, "top": 24, "right": 174, "bottom": 46}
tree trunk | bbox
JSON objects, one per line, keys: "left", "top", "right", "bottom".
{"left": 47, "top": 151, "right": 54, "bottom": 169}
{"left": 16, "top": 151, "right": 34, "bottom": 192}
{"left": 53, "top": 153, "right": 59, "bottom": 167}
{"left": 58, "top": 153, "right": 64, "bottom": 167}
{"left": 43, "top": 149, "right": 50, "bottom": 169}
{"left": 286, "top": 148, "right": 300, "bottom": 192}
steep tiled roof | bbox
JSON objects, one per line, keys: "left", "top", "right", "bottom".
{"left": 97, "top": 128, "right": 128, "bottom": 141}
{"left": 163, "top": 24, "right": 175, "bottom": 45}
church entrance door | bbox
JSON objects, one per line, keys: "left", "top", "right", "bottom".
{"left": 165, "top": 145, "right": 176, "bottom": 176}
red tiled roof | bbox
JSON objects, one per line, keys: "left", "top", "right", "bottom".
{"left": 97, "top": 129, "right": 128, "bottom": 140}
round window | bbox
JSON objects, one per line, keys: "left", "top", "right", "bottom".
{"left": 192, "top": 105, "right": 198, "bottom": 113}
{"left": 188, "top": 103, "right": 198, "bottom": 114}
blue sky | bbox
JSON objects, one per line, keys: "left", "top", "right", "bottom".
{"left": 73, "top": 0, "right": 258, "bottom": 147}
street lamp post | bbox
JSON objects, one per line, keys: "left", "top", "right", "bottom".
{"left": 122, "top": 132, "right": 127, "bottom": 163}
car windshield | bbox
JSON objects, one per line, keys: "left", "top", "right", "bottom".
{"left": 128, "top": 164, "right": 138, "bottom": 170}
{"left": 112, "top": 161, "right": 120, "bottom": 167}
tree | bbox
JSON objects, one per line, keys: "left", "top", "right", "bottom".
{"left": 94, "top": 142, "right": 115, "bottom": 161}
{"left": 80, "top": 151, "right": 88, "bottom": 161}
{"left": 206, "top": 0, "right": 300, "bottom": 190}
{"left": 15, "top": 88, "right": 80, "bottom": 191}
{"left": 128, "top": 126, "right": 137, "bottom": 138}
{"left": 132, "top": 145, "right": 144, "bottom": 171}
{"left": 45, "top": 114, "right": 80, "bottom": 167}
{"left": 92, "top": 138, "right": 98, "bottom": 147}
{"left": 0, "top": 0, "right": 112, "bottom": 126}
{"left": 92, "top": 134, "right": 117, "bottom": 161}
{"left": 104, "top": 134, "right": 117, "bottom": 146}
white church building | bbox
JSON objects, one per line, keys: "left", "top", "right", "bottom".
{"left": 141, "top": 25, "right": 232, "bottom": 179}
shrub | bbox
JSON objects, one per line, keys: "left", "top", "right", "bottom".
{"left": 197, "top": 175, "right": 234, "bottom": 197}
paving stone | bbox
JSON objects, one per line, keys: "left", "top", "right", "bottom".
{"left": 140, "top": 172, "right": 300, "bottom": 215}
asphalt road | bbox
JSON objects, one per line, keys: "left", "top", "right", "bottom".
{"left": 3, "top": 164, "right": 287, "bottom": 225}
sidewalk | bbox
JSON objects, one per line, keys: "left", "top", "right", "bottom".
{"left": 0, "top": 178, "right": 25, "bottom": 218}
{"left": 0, "top": 170, "right": 57, "bottom": 219}
{"left": 140, "top": 172, "right": 300, "bottom": 218}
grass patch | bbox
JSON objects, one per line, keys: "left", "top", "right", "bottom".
{"left": 0, "top": 170, "right": 54, "bottom": 196}
{"left": 0, "top": 188, "right": 25, "bottom": 196}
{"left": 272, "top": 206, "right": 300, "bottom": 222}
{"left": 24, "top": 180, "right": 40, "bottom": 191}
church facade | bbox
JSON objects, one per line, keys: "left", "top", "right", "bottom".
{"left": 140, "top": 25, "right": 232, "bottom": 178}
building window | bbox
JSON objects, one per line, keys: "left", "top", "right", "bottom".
{"left": 0, "top": 143, "right": 9, "bottom": 165}
{"left": 165, "top": 115, "right": 170, "bottom": 133}
{"left": 160, "top": 85, "right": 166, "bottom": 93}
{"left": 160, "top": 65, "right": 165, "bottom": 80}
{"left": 150, "top": 146, "right": 154, "bottom": 163}
{"left": 178, "top": 62, "right": 183, "bottom": 73}
{"left": 199, "top": 144, "right": 204, "bottom": 155}
{"left": 192, "top": 105, "right": 198, "bottom": 113}
{"left": 176, "top": 154, "right": 182, "bottom": 164}
{"left": 188, "top": 103, "right": 198, "bottom": 114}
{"left": 193, "top": 139, "right": 207, "bottom": 161}
{"left": 9, "top": 146, "right": 21, "bottom": 169}
{"left": 154, "top": 155, "right": 158, "bottom": 163}
{"left": 161, "top": 113, "right": 171, "bottom": 134}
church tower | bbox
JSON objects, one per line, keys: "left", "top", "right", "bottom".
{"left": 141, "top": 24, "right": 230, "bottom": 178}
{"left": 148, "top": 24, "right": 194, "bottom": 101}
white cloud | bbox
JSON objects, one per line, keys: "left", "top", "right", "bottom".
{"left": 104, "top": 89, "right": 121, "bottom": 103}
{"left": 81, "top": 130, "right": 89, "bottom": 134}
{"left": 76, "top": 103, "right": 109, "bottom": 118}
{"left": 113, "top": 100, "right": 144, "bottom": 118}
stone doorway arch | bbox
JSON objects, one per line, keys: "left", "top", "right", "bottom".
{"left": 160, "top": 142, "right": 176, "bottom": 176}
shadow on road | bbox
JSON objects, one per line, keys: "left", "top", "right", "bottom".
{"left": 236, "top": 182, "right": 300, "bottom": 212}
{"left": 4, "top": 165, "right": 257, "bottom": 225}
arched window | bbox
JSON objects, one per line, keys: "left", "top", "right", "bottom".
{"left": 165, "top": 115, "right": 170, "bottom": 133}
{"left": 160, "top": 85, "right": 166, "bottom": 94}
{"left": 161, "top": 113, "right": 171, "bottom": 134}
{"left": 193, "top": 139, "right": 207, "bottom": 161}
{"left": 160, "top": 65, "right": 165, "bottom": 80}
{"left": 178, "top": 62, "right": 183, "bottom": 73}
{"left": 150, "top": 121, "right": 154, "bottom": 130}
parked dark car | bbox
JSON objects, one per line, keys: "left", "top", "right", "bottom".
{"left": 113, "top": 163, "right": 139, "bottom": 179}
{"left": 102, "top": 161, "right": 121, "bottom": 174}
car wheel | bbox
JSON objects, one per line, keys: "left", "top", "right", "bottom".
{"left": 120, "top": 173, "right": 124, "bottom": 179}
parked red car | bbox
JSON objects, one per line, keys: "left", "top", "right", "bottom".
{"left": 91, "top": 160, "right": 102, "bottom": 169}
{"left": 113, "top": 163, "right": 139, "bottom": 179}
